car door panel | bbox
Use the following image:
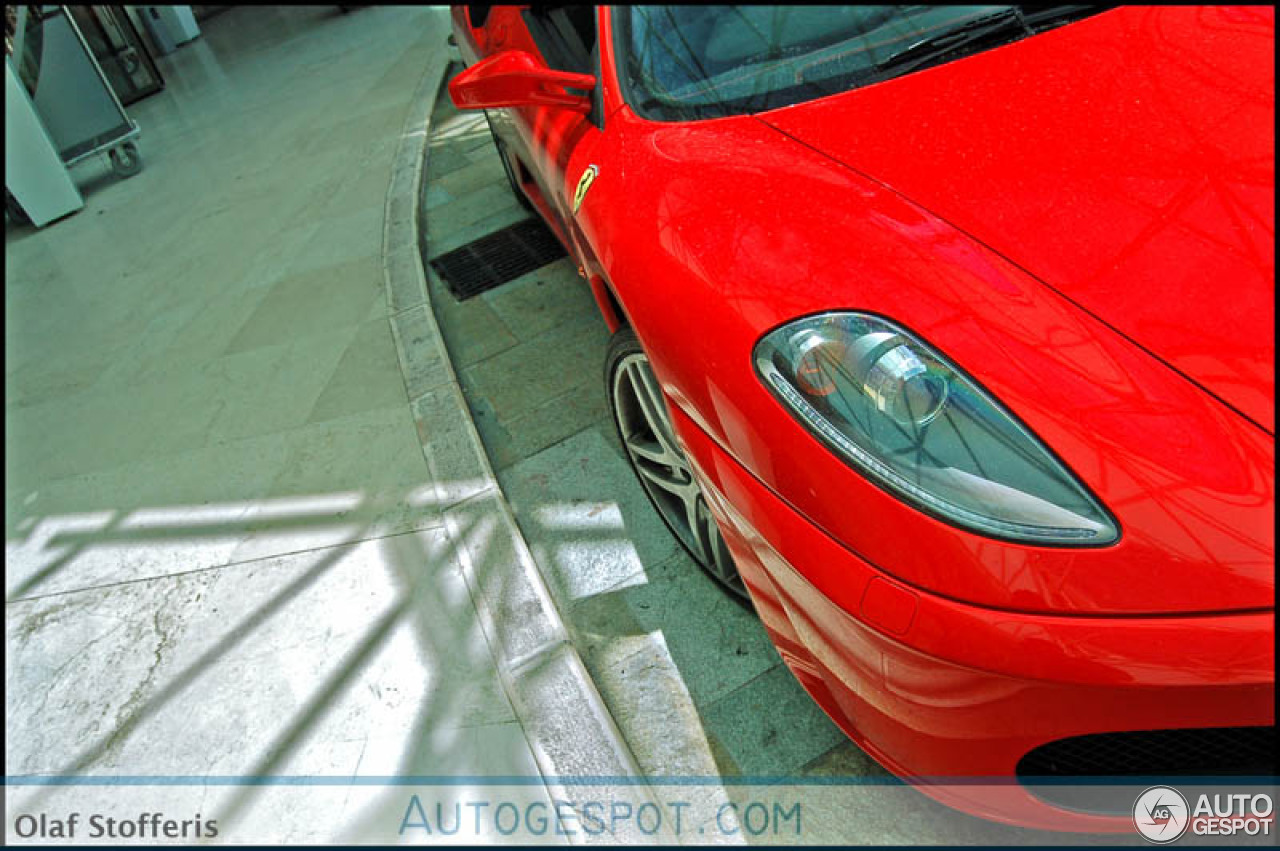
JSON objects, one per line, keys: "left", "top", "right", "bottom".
{"left": 460, "top": 5, "right": 605, "bottom": 251}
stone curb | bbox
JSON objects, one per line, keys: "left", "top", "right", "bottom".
{"left": 381, "top": 46, "right": 670, "bottom": 844}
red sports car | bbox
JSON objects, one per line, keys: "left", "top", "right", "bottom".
{"left": 448, "top": 5, "right": 1275, "bottom": 830}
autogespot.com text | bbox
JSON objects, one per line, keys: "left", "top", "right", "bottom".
{"left": 399, "top": 795, "right": 801, "bottom": 840}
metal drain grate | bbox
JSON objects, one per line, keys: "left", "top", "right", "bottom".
{"left": 429, "top": 218, "right": 567, "bottom": 301}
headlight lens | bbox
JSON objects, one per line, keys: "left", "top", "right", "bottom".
{"left": 754, "top": 313, "right": 1118, "bottom": 545}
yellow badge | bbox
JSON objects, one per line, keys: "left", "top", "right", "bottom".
{"left": 573, "top": 165, "right": 598, "bottom": 215}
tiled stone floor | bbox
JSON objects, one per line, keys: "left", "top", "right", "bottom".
{"left": 5, "top": 8, "right": 547, "bottom": 844}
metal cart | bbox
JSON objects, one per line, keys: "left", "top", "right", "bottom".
{"left": 10, "top": 5, "right": 143, "bottom": 180}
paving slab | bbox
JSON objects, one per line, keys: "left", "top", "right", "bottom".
{"left": 497, "top": 426, "right": 681, "bottom": 603}
{"left": 429, "top": 280, "right": 521, "bottom": 368}
{"left": 306, "top": 319, "right": 409, "bottom": 425}
{"left": 484, "top": 261, "right": 598, "bottom": 343}
{"left": 568, "top": 549, "right": 781, "bottom": 710}
{"left": 460, "top": 314, "right": 610, "bottom": 427}
{"left": 223, "top": 257, "right": 382, "bottom": 355}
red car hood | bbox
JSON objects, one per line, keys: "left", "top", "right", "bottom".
{"left": 761, "top": 6, "right": 1275, "bottom": 433}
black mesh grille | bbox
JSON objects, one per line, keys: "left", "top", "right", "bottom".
{"left": 1018, "top": 726, "right": 1276, "bottom": 778}
{"left": 1017, "top": 726, "right": 1275, "bottom": 815}
{"left": 429, "top": 218, "right": 566, "bottom": 301}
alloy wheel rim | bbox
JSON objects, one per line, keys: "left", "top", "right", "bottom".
{"left": 612, "top": 353, "right": 745, "bottom": 597}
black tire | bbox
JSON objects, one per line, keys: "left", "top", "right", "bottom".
{"left": 605, "top": 327, "right": 750, "bottom": 602}
{"left": 109, "top": 142, "right": 142, "bottom": 178}
{"left": 484, "top": 112, "right": 534, "bottom": 213}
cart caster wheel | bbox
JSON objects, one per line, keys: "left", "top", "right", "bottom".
{"left": 110, "top": 142, "right": 142, "bottom": 178}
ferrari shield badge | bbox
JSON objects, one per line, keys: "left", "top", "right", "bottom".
{"left": 573, "top": 165, "right": 598, "bottom": 215}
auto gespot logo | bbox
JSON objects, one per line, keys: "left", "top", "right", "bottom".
{"left": 1133, "top": 786, "right": 1274, "bottom": 843}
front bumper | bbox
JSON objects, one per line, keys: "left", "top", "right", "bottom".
{"left": 668, "top": 404, "right": 1275, "bottom": 830}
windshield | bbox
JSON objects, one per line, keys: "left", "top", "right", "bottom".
{"left": 614, "top": 6, "right": 1103, "bottom": 121}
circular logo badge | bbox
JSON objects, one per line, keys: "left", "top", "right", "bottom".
{"left": 1133, "top": 786, "right": 1190, "bottom": 844}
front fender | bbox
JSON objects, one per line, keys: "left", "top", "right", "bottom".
{"left": 582, "top": 106, "right": 1273, "bottom": 616}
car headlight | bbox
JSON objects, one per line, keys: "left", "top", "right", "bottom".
{"left": 754, "top": 313, "right": 1118, "bottom": 545}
